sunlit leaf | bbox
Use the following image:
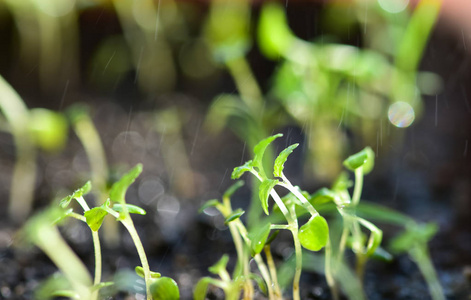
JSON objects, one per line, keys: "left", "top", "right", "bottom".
{"left": 343, "top": 147, "right": 375, "bottom": 174}
{"left": 110, "top": 164, "right": 143, "bottom": 203}
{"left": 150, "top": 277, "right": 180, "bottom": 300}
{"left": 224, "top": 209, "right": 245, "bottom": 225}
{"left": 223, "top": 180, "right": 244, "bottom": 200}
{"left": 231, "top": 160, "right": 254, "bottom": 179}
{"left": 273, "top": 143, "right": 299, "bottom": 177}
{"left": 249, "top": 222, "right": 271, "bottom": 256}
{"left": 209, "top": 255, "right": 229, "bottom": 275}
{"left": 299, "top": 215, "right": 329, "bottom": 251}
{"left": 258, "top": 2, "right": 294, "bottom": 59}
{"left": 135, "top": 266, "right": 161, "bottom": 279}
{"left": 259, "top": 179, "right": 279, "bottom": 215}
{"left": 84, "top": 207, "right": 108, "bottom": 231}
{"left": 253, "top": 134, "right": 283, "bottom": 177}
{"left": 112, "top": 204, "right": 146, "bottom": 215}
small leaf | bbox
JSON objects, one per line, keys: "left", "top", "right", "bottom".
{"left": 259, "top": 179, "right": 279, "bottom": 215}
{"left": 299, "top": 215, "right": 329, "bottom": 251}
{"left": 249, "top": 222, "right": 271, "bottom": 256}
{"left": 231, "top": 160, "right": 254, "bottom": 179}
{"left": 208, "top": 255, "right": 229, "bottom": 275}
{"left": 224, "top": 209, "right": 245, "bottom": 225}
{"left": 343, "top": 147, "right": 375, "bottom": 174}
{"left": 253, "top": 134, "right": 283, "bottom": 176}
{"left": 199, "top": 199, "right": 220, "bottom": 213}
{"left": 135, "top": 266, "right": 161, "bottom": 279}
{"left": 371, "top": 247, "right": 393, "bottom": 262}
{"left": 223, "top": 180, "right": 244, "bottom": 199}
{"left": 265, "top": 230, "right": 280, "bottom": 245}
{"left": 110, "top": 164, "right": 143, "bottom": 203}
{"left": 150, "top": 277, "right": 180, "bottom": 300}
{"left": 310, "top": 188, "right": 336, "bottom": 205}
{"left": 193, "top": 277, "right": 212, "bottom": 300}
{"left": 358, "top": 218, "right": 383, "bottom": 257}
{"left": 72, "top": 181, "right": 92, "bottom": 199}
{"left": 59, "top": 195, "right": 73, "bottom": 209}
{"left": 112, "top": 204, "right": 146, "bottom": 215}
{"left": 331, "top": 172, "right": 353, "bottom": 191}
{"left": 84, "top": 207, "right": 108, "bottom": 231}
{"left": 273, "top": 143, "right": 299, "bottom": 177}
{"left": 390, "top": 223, "right": 438, "bottom": 253}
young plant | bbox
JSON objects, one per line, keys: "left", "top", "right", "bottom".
{"left": 28, "top": 164, "right": 180, "bottom": 300}
{"left": 231, "top": 133, "right": 329, "bottom": 300}
{"left": 198, "top": 181, "right": 279, "bottom": 300}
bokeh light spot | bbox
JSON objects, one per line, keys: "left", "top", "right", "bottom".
{"left": 388, "top": 101, "right": 415, "bottom": 128}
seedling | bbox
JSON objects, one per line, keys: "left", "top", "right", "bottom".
{"left": 27, "top": 164, "right": 180, "bottom": 300}
{"left": 231, "top": 133, "right": 329, "bottom": 300}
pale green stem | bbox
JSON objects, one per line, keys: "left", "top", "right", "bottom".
{"left": 0, "top": 75, "right": 36, "bottom": 222}
{"left": 264, "top": 245, "right": 282, "bottom": 300}
{"left": 281, "top": 174, "right": 318, "bottom": 216}
{"left": 233, "top": 220, "right": 274, "bottom": 299}
{"left": 409, "top": 245, "right": 445, "bottom": 300}
{"left": 121, "top": 217, "right": 152, "bottom": 300}
{"left": 225, "top": 56, "right": 264, "bottom": 114}
{"left": 288, "top": 205, "right": 302, "bottom": 300}
{"left": 352, "top": 167, "right": 364, "bottom": 206}
{"left": 324, "top": 239, "right": 339, "bottom": 300}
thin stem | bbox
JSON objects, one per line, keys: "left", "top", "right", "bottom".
{"left": 76, "top": 196, "right": 91, "bottom": 212}
{"left": 288, "top": 205, "right": 302, "bottom": 300}
{"left": 281, "top": 174, "right": 318, "bottom": 217}
{"left": 352, "top": 167, "right": 364, "bottom": 206}
{"left": 324, "top": 239, "right": 339, "bottom": 300}
{"left": 264, "top": 245, "right": 282, "bottom": 299}
{"left": 409, "top": 245, "right": 445, "bottom": 300}
{"left": 121, "top": 218, "right": 152, "bottom": 300}
{"left": 270, "top": 224, "right": 290, "bottom": 230}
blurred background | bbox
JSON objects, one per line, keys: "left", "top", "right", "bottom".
{"left": 0, "top": 0, "right": 470, "bottom": 299}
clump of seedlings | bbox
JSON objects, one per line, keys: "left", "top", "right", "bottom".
{"left": 24, "top": 134, "right": 445, "bottom": 300}
{"left": 24, "top": 164, "right": 179, "bottom": 300}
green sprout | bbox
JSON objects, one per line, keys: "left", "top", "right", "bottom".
{"left": 232, "top": 133, "right": 329, "bottom": 300}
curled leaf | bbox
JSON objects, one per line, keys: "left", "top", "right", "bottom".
{"left": 135, "top": 266, "right": 161, "bottom": 279}
{"left": 199, "top": 199, "right": 220, "bottom": 213}
{"left": 150, "top": 277, "right": 180, "bottom": 300}
{"left": 231, "top": 160, "right": 254, "bottom": 179}
{"left": 259, "top": 179, "right": 279, "bottom": 215}
{"left": 112, "top": 204, "right": 146, "bottom": 215}
{"left": 343, "top": 147, "right": 375, "bottom": 174}
{"left": 223, "top": 180, "right": 244, "bottom": 200}
{"left": 273, "top": 143, "right": 299, "bottom": 177}
{"left": 253, "top": 134, "right": 283, "bottom": 177}
{"left": 110, "top": 164, "right": 143, "bottom": 203}
{"left": 224, "top": 209, "right": 245, "bottom": 225}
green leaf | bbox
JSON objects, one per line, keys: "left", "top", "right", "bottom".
{"left": 258, "top": 2, "right": 295, "bottom": 59}
{"left": 84, "top": 207, "right": 108, "bottom": 231}
{"left": 371, "top": 247, "right": 393, "bottom": 262}
{"left": 193, "top": 277, "right": 212, "bottom": 300}
{"left": 259, "top": 179, "right": 279, "bottom": 215}
{"left": 109, "top": 164, "right": 143, "bottom": 203}
{"left": 343, "top": 147, "right": 375, "bottom": 174}
{"left": 150, "top": 277, "right": 180, "bottom": 300}
{"left": 224, "top": 209, "right": 245, "bottom": 225}
{"left": 331, "top": 172, "right": 353, "bottom": 191}
{"left": 253, "top": 134, "right": 283, "bottom": 177}
{"left": 299, "top": 215, "right": 329, "bottom": 251}
{"left": 273, "top": 143, "right": 299, "bottom": 177}
{"left": 112, "top": 204, "right": 146, "bottom": 215}
{"left": 59, "top": 181, "right": 92, "bottom": 208}
{"left": 223, "top": 180, "right": 244, "bottom": 200}
{"left": 249, "top": 222, "right": 271, "bottom": 256}
{"left": 51, "top": 290, "right": 80, "bottom": 299}
{"left": 231, "top": 160, "right": 254, "bottom": 179}
{"left": 390, "top": 223, "right": 438, "bottom": 253}
{"left": 135, "top": 266, "right": 161, "bottom": 279}
{"left": 199, "top": 199, "right": 220, "bottom": 213}
{"left": 208, "top": 255, "right": 229, "bottom": 275}
{"left": 310, "top": 188, "right": 336, "bottom": 205}
{"left": 28, "top": 108, "right": 69, "bottom": 152}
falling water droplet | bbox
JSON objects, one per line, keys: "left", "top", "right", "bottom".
{"left": 388, "top": 101, "right": 415, "bottom": 128}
